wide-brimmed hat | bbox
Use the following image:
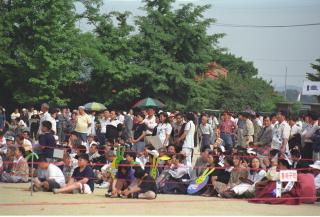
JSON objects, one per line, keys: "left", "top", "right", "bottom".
{"left": 310, "top": 161, "right": 320, "bottom": 170}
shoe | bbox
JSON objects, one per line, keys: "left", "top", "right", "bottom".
{"left": 110, "top": 194, "right": 119, "bottom": 198}
{"left": 220, "top": 190, "right": 235, "bottom": 199}
{"left": 52, "top": 188, "right": 59, "bottom": 194}
{"left": 97, "top": 182, "right": 110, "bottom": 189}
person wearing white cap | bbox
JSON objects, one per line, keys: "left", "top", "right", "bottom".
{"left": 310, "top": 161, "right": 320, "bottom": 198}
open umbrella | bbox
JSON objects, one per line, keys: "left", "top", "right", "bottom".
{"left": 132, "top": 97, "right": 165, "bottom": 109}
{"left": 83, "top": 102, "right": 106, "bottom": 111}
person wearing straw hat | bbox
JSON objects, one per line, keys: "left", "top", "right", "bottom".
{"left": 310, "top": 161, "right": 320, "bottom": 199}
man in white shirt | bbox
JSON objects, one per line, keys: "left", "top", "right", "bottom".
{"left": 38, "top": 103, "right": 52, "bottom": 135}
{"left": 33, "top": 158, "right": 66, "bottom": 192}
{"left": 177, "top": 112, "right": 195, "bottom": 166}
{"left": 270, "top": 113, "right": 278, "bottom": 128}
{"left": 271, "top": 111, "right": 291, "bottom": 155}
{"left": 288, "top": 115, "right": 302, "bottom": 137}
{"left": 143, "top": 108, "right": 157, "bottom": 135}
{"left": 301, "top": 113, "right": 319, "bottom": 161}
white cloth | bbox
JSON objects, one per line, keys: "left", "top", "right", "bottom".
{"left": 290, "top": 124, "right": 302, "bottom": 137}
{"left": 79, "top": 183, "right": 92, "bottom": 194}
{"left": 100, "top": 118, "right": 109, "bottom": 134}
{"left": 11, "top": 112, "right": 20, "bottom": 120}
{"left": 233, "top": 170, "right": 266, "bottom": 195}
{"left": 168, "top": 163, "right": 189, "bottom": 179}
{"left": 183, "top": 121, "right": 195, "bottom": 149}
{"left": 117, "top": 114, "right": 125, "bottom": 124}
{"left": 302, "top": 121, "right": 319, "bottom": 143}
{"left": 156, "top": 123, "right": 172, "bottom": 146}
{"left": 143, "top": 116, "right": 157, "bottom": 135}
{"left": 88, "top": 115, "right": 96, "bottom": 136}
{"left": 0, "top": 137, "right": 6, "bottom": 154}
{"left": 38, "top": 112, "right": 52, "bottom": 134}
{"left": 271, "top": 121, "right": 290, "bottom": 153}
{"left": 47, "top": 163, "right": 66, "bottom": 186}
{"left": 255, "top": 118, "right": 263, "bottom": 127}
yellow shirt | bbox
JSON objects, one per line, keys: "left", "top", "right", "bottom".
{"left": 75, "top": 113, "right": 91, "bottom": 133}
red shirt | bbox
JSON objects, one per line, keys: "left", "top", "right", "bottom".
{"left": 220, "top": 120, "right": 236, "bottom": 134}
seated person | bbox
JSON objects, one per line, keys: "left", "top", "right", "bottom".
{"left": 191, "top": 149, "right": 211, "bottom": 180}
{"left": 252, "top": 156, "right": 317, "bottom": 205}
{"left": 88, "top": 143, "right": 101, "bottom": 162}
{"left": 96, "top": 150, "right": 116, "bottom": 190}
{"left": 33, "top": 158, "right": 66, "bottom": 192}
{"left": 110, "top": 160, "right": 135, "bottom": 198}
{"left": 160, "top": 153, "right": 190, "bottom": 194}
{"left": 202, "top": 156, "right": 233, "bottom": 197}
{"left": 62, "top": 152, "right": 78, "bottom": 183}
{"left": 121, "top": 166, "right": 157, "bottom": 199}
{"left": 309, "top": 161, "right": 320, "bottom": 200}
{"left": 222, "top": 157, "right": 266, "bottom": 198}
{"left": 1, "top": 147, "right": 29, "bottom": 183}
{"left": 53, "top": 153, "right": 94, "bottom": 194}
{"left": 211, "top": 154, "right": 248, "bottom": 197}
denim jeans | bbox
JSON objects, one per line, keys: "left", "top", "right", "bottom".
{"left": 220, "top": 132, "right": 233, "bottom": 152}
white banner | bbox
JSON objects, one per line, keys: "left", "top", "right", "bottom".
{"left": 302, "top": 81, "right": 320, "bottom": 95}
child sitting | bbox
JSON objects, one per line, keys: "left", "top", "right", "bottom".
{"left": 121, "top": 166, "right": 157, "bottom": 199}
{"left": 53, "top": 153, "right": 94, "bottom": 194}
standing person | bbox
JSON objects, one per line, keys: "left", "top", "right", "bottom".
{"left": 143, "top": 107, "right": 157, "bottom": 136}
{"left": 38, "top": 103, "right": 52, "bottom": 135}
{"left": 156, "top": 112, "right": 172, "bottom": 148}
{"left": 88, "top": 111, "right": 96, "bottom": 136}
{"left": 172, "top": 113, "right": 185, "bottom": 141}
{"left": 74, "top": 106, "right": 91, "bottom": 142}
{"left": 66, "top": 111, "right": 78, "bottom": 133}
{"left": 99, "top": 110, "right": 110, "bottom": 145}
{"left": 20, "top": 108, "right": 29, "bottom": 124}
{"left": 177, "top": 112, "right": 195, "bottom": 166}
{"left": 288, "top": 115, "right": 303, "bottom": 151}
{"left": 53, "top": 153, "right": 95, "bottom": 194}
{"left": 253, "top": 113, "right": 263, "bottom": 143}
{"left": 57, "top": 108, "right": 69, "bottom": 143}
{"left": 38, "top": 121, "right": 56, "bottom": 161}
{"left": 241, "top": 112, "right": 254, "bottom": 148}
{"left": 105, "top": 110, "right": 122, "bottom": 144}
{"left": 301, "top": 112, "right": 319, "bottom": 162}
{"left": 10, "top": 108, "right": 20, "bottom": 121}
{"left": 271, "top": 111, "right": 291, "bottom": 155}
{"left": 122, "top": 112, "right": 133, "bottom": 143}
{"left": 33, "top": 158, "right": 66, "bottom": 192}
{"left": 29, "top": 110, "right": 40, "bottom": 142}
{"left": 270, "top": 113, "right": 278, "bottom": 128}
{"left": 197, "top": 114, "right": 214, "bottom": 151}
{"left": 131, "top": 112, "right": 147, "bottom": 154}
{"left": 0, "top": 108, "right": 6, "bottom": 132}
{"left": 219, "top": 111, "right": 236, "bottom": 153}
{"left": 49, "top": 109, "right": 58, "bottom": 135}
{"left": 255, "top": 116, "right": 273, "bottom": 159}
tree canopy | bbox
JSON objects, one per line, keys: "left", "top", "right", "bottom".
{"left": 0, "top": 0, "right": 282, "bottom": 112}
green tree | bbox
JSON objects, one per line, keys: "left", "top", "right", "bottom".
{"left": 0, "top": 0, "right": 82, "bottom": 107}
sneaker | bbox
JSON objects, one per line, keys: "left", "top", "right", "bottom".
{"left": 97, "top": 182, "right": 110, "bottom": 189}
{"left": 52, "top": 188, "right": 59, "bottom": 194}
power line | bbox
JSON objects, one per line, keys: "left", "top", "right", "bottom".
{"left": 213, "top": 22, "right": 320, "bottom": 28}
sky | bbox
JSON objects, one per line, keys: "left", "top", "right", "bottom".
{"left": 76, "top": 0, "right": 320, "bottom": 90}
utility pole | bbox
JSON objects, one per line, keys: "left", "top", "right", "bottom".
{"left": 284, "top": 66, "right": 287, "bottom": 101}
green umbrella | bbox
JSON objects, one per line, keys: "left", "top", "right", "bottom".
{"left": 132, "top": 97, "right": 165, "bottom": 108}
{"left": 83, "top": 102, "right": 107, "bottom": 111}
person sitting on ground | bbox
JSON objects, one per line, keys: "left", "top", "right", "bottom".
{"left": 211, "top": 154, "right": 248, "bottom": 197}
{"left": 1, "top": 147, "right": 29, "bottom": 183}
{"left": 191, "top": 148, "right": 211, "bottom": 180}
{"left": 110, "top": 160, "right": 135, "bottom": 198}
{"left": 62, "top": 152, "right": 78, "bottom": 183}
{"left": 202, "top": 156, "right": 233, "bottom": 197}
{"left": 121, "top": 166, "right": 157, "bottom": 199}
{"left": 53, "top": 153, "right": 95, "bottom": 194}
{"left": 15, "top": 134, "right": 32, "bottom": 153}
{"left": 161, "top": 153, "right": 190, "bottom": 194}
{"left": 97, "top": 150, "right": 116, "bottom": 190}
{"left": 222, "top": 156, "right": 266, "bottom": 198}
{"left": 33, "top": 158, "right": 66, "bottom": 192}
{"left": 88, "top": 143, "right": 101, "bottom": 162}
{"left": 310, "top": 161, "right": 320, "bottom": 200}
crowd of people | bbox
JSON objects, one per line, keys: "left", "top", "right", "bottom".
{"left": 0, "top": 104, "right": 319, "bottom": 204}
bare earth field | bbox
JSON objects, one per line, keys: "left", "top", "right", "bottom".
{"left": 0, "top": 183, "right": 319, "bottom": 215}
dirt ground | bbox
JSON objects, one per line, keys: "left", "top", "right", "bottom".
{"left": 0, "top": 183, "right": 319, "bottom": 215}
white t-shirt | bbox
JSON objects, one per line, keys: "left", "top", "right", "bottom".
{"left": 183, "top": 121, "right": 195, "bottom": 149}
{"left": 39, "top": 112, "right": 52, "bottom": 134}
{"left": 87, "top": 115, "right": 96, "bottom": 136}
{"left": 47, "top": 163, "right": 66, "bottom": 186}
{"left": 100, "top": 118, "right": 110, "bottom": 134}
{"left": 271, "top": 121, "right": 290, "bottom": 153}
{"left": 143, "top": 116, "right": 157, "bottom": 135}
{"left": 156, "top": 123, "right": 172, "bottom": 146}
